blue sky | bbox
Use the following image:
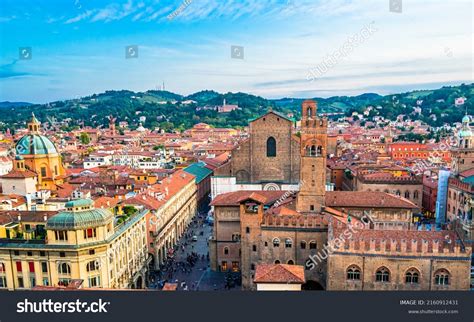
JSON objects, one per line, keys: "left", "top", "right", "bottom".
{"left": 0, "top": 0, "right": 472, "bottom": 103}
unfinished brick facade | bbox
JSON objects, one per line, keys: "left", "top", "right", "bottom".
{"left": 214, "top": 111, "right": 300, "bottom": 185}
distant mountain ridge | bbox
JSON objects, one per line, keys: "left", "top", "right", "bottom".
{"left": 0, "top": 101, "right": 32, "bottom": 108}
{"left": 0, "top": 83, "right": 472, "bottom": 132}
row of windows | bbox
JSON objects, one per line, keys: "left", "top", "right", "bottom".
{"left": 448, "top": 190, "right": 469, "bottom": 202}
{"left": 345, "top": 265, "right": 451, "bottom": 285}
{"left": 0, "top": 260, "right": 99, "bottom": 278}
{"left": 55, "top": 228, "right": 98, "bottom": 241}
{"left": 222, "top": 239, "right": 318, "bottom": 255}
{"left": 368, "top": 189, "right": 419, "bottom": 199}
{"left": 271, "top": 238, "right": 317, "bottom": 249}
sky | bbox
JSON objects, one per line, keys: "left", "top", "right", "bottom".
{"left": 0, "top": 0, "right": 472, "bottom": 103}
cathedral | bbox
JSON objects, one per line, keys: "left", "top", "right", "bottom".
{"left": 209, "top": 100, "right": 472, "bottom": 291}
{"left": 12, "top": 114, "right": 65, "bottom": 191}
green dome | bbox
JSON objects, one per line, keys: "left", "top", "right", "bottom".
{"left": 459, "top": 129, "right": 473, "bottom": 138}
{"left": 462, "top": 115, "right": 471, "bottom": 123}
{"left": 47, "top": 207, "right": 114, "bottom": 231}
{"left": 16, "top": 134, "right": 58, "bottom": 155}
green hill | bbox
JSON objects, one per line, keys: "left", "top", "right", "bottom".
{"left": 0, "top": 84, "right": 472, "bottom": 132}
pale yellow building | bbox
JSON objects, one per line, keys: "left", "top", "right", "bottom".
{"left": 0, "top": 199, "right": 149, "bottom": 290}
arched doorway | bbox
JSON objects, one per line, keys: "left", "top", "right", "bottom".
{"left": 136, "top": 276, "right": 143, "bottom": 289}
{"left": 302, "top": 280, "right": 324, "bottom": 290}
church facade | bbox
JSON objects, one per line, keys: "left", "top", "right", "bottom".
{"left": 209, "top": 100, "right": 472, "bottom": 291}
{"left": 13, "top": 114, "right": 66, "bottom": 191}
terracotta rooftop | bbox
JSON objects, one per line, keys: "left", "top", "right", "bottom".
{"left": 210, "top": 191, "right": 286, "bottom": 206}
{"left": 211, "top": 190, "right": 418, "bottom": 209}
{"left": 254, "top": 264, "right": 305, "bottom": 284}
{"left": 1, "top": 169, "right": 37, "bottom": 179}
{"left": 325, "top": 191, "right": 418, "bottom": 209}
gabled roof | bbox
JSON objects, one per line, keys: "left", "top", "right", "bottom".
{"left": 211, "top": 191, "right": 286, "bottom": 206}
{"left": 249, "top": 110, "right": 294, "bottom": 124}
{"left": 237, "top": 192, "right": 267, "bottom": 204}
{"left": 254, "top": 264, "right": 305, "bottom": 284}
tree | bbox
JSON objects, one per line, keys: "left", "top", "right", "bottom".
{"left": 79, "top": 132, "right": 91, "bottom": 145}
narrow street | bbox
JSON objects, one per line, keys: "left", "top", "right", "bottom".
{"left": 149, "top": 210, "right": 241, "bottom": 291}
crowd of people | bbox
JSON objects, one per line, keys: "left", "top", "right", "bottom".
{"left": 149, "top": 211, "right": 211, "bottom": 290}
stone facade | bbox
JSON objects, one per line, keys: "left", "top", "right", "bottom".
{"left": 327, "top": 223, "right": 471, "bottom": 291}
{"left": 356, "top": 179, "right": 423, "bottom": 209}
{"left": 209, "top": 100, "right": 471, "bottom": 291}
{"left": 214, "top": 111, "right": 300, "bottom": 185}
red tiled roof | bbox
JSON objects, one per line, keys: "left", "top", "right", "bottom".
{"left": 1, "top": 169, "right": 37, "bottom": 179}
{"left": 210, "top": 191, "right": 286, "bottom": 206}
{"left": 211, "top": 190, "right": 418, "bottom": 209}
{"left": 254, "top": 264, "right": 305, "bottom": 284}
{"left": 325, "top": 191, "right": 418, "bottom": 209}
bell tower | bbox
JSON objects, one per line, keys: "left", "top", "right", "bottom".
{"left": 296, "top": 100, "right": 327, "bottom": 213}
{"left": 452, "top": 114, "right": 474, "bottom": 175}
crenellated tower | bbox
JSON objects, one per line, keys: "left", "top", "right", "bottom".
{"left": 296, "top": 100, "right": 327, "bottom": 213}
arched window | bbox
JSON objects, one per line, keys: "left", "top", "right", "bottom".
{"left": 300, "top": 241, "right": 307, "bottom": 249}
{"left": 375, "top": 267, "right": 390, "bottom": 282}
{"left": 309, "top": 241, "right": 317, "bottom": 249}
{"left": 223, "top": 247, "right": 229, "bottom": 255}
{"left": 405, "top": 268, "right": 420, "bottom": 284}
{"left": 274, "top": 260, "right": 280, "bottom": 264}
{"left": 86, "top": 260, "right": 99, "bottom": 272}
{"left": 347, "top": 265, "right": 361, "bottom": 280}
{"left": 434, "top": 269, "right": 450, "bottom": 285}
{"left": 396, "top": 190, "right": 401, "bottom": 196}
{"left": 273, "top": 238, "right": 280, "bottom": 247}
{"left": 310, "top": 145, "right": 316, "bottom": 156}
{"left": 404, "top": 191, "right": 410, "bottom": 199}
{"left": 58, "top": 263, "right": 71, "bottom": 275}
{"left": 285, "top": 238, "right": 292, "bottom": 248}
{"left": 414, "top": 191, "right": 419, "bottom": 199}
{"left": 307, "top": 107, "right": 312, "bottom": 117}
{"left": 317, "top": 146, "right": 322, "bottom": 155}
{"left": 287, "top": 260, "right": 294, "bottom": 265}
{"left": 266, "top": 137, "right": 276, "bottom": 157}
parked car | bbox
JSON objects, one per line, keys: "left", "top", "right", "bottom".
{"left": 192, "top": 235, "right": 198, "bottom": 242}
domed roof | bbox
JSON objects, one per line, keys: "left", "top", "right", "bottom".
{"left": 459, "top": 129, "right": 473, "bottom": 138}
{"left": 462, "top": 115, "right": 471, "bottom": 123}
{"left": 15, "top": 134, "right": 58, "bottom": 155}
{"left": 46, "top": 199, "right": 114, "bottom": 230}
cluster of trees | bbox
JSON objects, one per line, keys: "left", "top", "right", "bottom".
{"left": 1, "top": 84, "right": 472, "bottom": 132}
